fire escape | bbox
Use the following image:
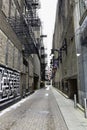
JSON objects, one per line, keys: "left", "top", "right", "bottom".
{"left": 7, "top": 0, "right": 41, "bottom": 56}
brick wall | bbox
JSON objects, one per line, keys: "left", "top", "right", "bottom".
{"left": 0, "top": 30, "right": 7, "bottom": 65}
{"left": 0, "top": 29, "right": 24, "bottom": 72}
{"left": 0, "top": 0, "right": 39, "bottom": 97}
{"left": 7, "top": 40, "right": 14, "bottom": 68}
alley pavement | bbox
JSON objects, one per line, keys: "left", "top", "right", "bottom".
{"left": 52, "top": 87, "right": 87, "bottom": 130}
{"left": 0, "top": 86, "right": 87, "bottom": 130}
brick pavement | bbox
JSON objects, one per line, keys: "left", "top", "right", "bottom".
{"left": 0, "top": 87, "right": 68, "bottom": 130}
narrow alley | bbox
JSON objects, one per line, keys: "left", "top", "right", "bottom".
{"left": 1, "top": 0, "right": 87, "bottom": 129}
{"left": 0, "top": 86, "right": 68, "bottom": 130}
{"left": 0, "top": 86, "right": 87, "bottom": 130}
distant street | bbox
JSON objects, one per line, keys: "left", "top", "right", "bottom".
{"left": 0, "top": 86, "right": 68, "bottom": 130}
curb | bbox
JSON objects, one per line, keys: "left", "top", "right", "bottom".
{"left": 0, "top": 91, "right": 35, "bottom": 111}
{"left": 53, "top": 87, "right": 85, "bottom": 113}
{"left": 54, "top": 87, "right": 69, "bottom": 99}
{"left": 77, "top": 103, "right": 84, "bottom": 112}
{"left": 0, "top": 96, "right": 21, "bottom": 111}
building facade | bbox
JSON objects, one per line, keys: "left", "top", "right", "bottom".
{"left": 0, "top": 0, "right": 42, "bottom": 102}
{"left": 52, "top": 0, "right": 87, "bottom": 106}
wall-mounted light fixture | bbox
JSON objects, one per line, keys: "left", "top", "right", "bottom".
{"left": 76, "top": 53, "right": 81, "bottom": 57}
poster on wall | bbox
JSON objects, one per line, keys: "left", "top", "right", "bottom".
{"left": 0, "top": 65, "right": 20, "bottom": 101}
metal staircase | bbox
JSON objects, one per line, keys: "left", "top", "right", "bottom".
{"left": 7, "top": 0, "right": 41, "bottom": 55}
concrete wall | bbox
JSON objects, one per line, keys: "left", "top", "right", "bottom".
{"left": 73, "top": 0, "right": 87, "bottom": 105}
{"left": 52, "top": 0, "right": 78, "bottom": 98}
{"left": 53, "top": 0, "right": 77, "bottom": 77}
{"left": 73, "top": 0, "right": 83, "bottom": 105}
{"left": 29, "top": 56, "right": 34, "bottom": 91}
{"left": 33, "top": 54, "right": 41, "bottom": 89}
{"left": 53, "top": 0, "right": 87, "bottom": 106}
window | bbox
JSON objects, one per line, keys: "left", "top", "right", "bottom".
{"left": 2, "top": 0, "right": 9, "bottom": 17}
{"left": 79, "top": 0, "right": 87, "bottom": 17}
{"left": 10, "top": 0, "right": 16, "bottom": 17}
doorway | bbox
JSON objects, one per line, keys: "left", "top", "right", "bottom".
{"left": 20, "top": 73, "right": 26, "bottom": 97}
{"left": 34, "top": 75, "right": 39, "bottom": 90}
{"left": 68, "top": 78, "right": 78, "bottom": 102}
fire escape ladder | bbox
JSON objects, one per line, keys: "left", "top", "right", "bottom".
{"left": 7, "top": 0, "right": 41, "bottom": 55}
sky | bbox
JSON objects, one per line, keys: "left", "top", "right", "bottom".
{"left": 38, "top": 0, "right": 58, "bottom": 66}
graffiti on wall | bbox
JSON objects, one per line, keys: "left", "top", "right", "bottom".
{"left": 0, "top": 66, "right": 20, "bottom": 100}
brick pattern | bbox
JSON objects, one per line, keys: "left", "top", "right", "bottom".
{"left": 8, "top": 40, "right": 14, "bottom": 68}
{"left": 0, "top": 30, "right": 7, "bottom": 65}
{"left": 0, "top": 88, "right": 68, "bottom": 130}
{"left": 0, "top": 10, "right": 22, "bottom": 51}
{"left": 0, "top": 29, "right": 22, "bottom": 71}
{"left": 20, "top": 53, "right": 23, "bottom": 72}
{"left": 0, "top": 0, "right": 40, "bottom": 96}
{"left": 14, "top": 47, "right": 18, "bottom": 70}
